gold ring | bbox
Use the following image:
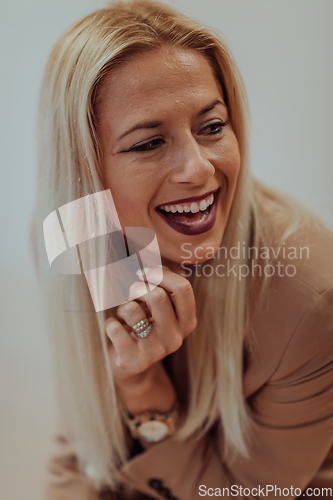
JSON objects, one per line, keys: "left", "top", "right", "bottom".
{"left": 132, "top": 318, "right": 152, "bottom": 338}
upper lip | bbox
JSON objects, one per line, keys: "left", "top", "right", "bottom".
{"left": 156, "top": 187, "right": 220, "bottom": 208}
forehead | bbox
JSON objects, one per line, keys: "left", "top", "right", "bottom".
{"left": 95, "top": 46, "right": 223, "bottom": 122}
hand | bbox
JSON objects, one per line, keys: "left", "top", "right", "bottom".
{"left": 105, "top": 267, "right": 197, "bottom": 414}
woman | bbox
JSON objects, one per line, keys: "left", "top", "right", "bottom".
{"left": 34, "top": 1, "right": 333, "bottom": 499}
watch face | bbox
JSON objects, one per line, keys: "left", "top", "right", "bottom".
{"left": 138, "top": 420, "right": 169, "bottom": 442}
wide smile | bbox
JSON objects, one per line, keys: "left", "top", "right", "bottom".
{"left": 155, "top": 187, "right": 221, "bottom": 236}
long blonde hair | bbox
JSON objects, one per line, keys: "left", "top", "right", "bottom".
{"left": 33, "top": 0, "right": 310, "bottom": 490}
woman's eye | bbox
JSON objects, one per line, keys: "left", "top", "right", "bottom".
{"left": 200, "top": 120, "right": 229, "bottom": 136}
{"left": 126, "top": 136, "right": 165, "bottom": 152}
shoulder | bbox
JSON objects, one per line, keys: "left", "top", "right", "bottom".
{"left": 252, "top": 180, "right": 333, "bottom": 296}
{"left": 286, "top": 217, "right": 333, "bottom": 295}
{"left": 244, "top": 212, "right": 333, "bottom": 396}
{"left": 262, "top": 216, "right": 333, "bottom": 310}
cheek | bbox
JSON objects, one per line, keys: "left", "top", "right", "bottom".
{"left": 103, "top": 157, "right": 164, "bottom": 221}
{"left": 216, "top": 134, "right": 241, "bottom": 183}
{"left": 104, "top": 170, "right": 153, "bottom": 226}
{"left": 104, "top": 171, "right": 133, "bottom": 222}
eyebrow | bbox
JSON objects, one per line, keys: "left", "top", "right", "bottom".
{"left": 198, "top": 99, "right": 224, "bottom": 116}
{"left": 118, "top": 99, "right": 225, "bottom": 140}
{"left": 118, "top": 120, "right": 162, "bottom": 140}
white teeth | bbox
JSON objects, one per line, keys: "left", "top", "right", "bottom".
{"left": 190, "top": 202, "right": 200, "bottom": 213}
{"left": 199, "top": 199, "right": 207, "bottom": 211}
{"left": 160, "top": 193, "right": 215, "bottom": 214}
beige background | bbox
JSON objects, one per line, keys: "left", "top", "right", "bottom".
{"left": 1, "top": 1, "right": 332, "bottom": 498}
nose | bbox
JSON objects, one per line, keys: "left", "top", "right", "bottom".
{"left": 169, "top": 133, "right": 215, "bottom": 185}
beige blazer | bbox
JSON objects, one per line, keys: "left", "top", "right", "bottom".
{"left": 43, "top": 222, "right": 333, "bottom": 500}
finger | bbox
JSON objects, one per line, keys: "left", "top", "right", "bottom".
{"left": 105, "top": 317, "right": 159, "bottom": 375}
{"left": 128, "top": 280, "right": 149, "bottom": 302}
{"left": 140, "top": 286, "right": 178, "bottom": 331}
{"left": 138, "top": 267, "right": 197, "bottom": 336}
{"left": 130, "top": 283, "right": 183, "bottom": 353}
{"left": 105, "top": 317, "right": 138, "bottom": 359}
{"left": 117, "top": 300, "right": 150, "bottom": 331}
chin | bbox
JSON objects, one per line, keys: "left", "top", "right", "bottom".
{"left": 161, "top": 236, "right": 223, "bottom": 271}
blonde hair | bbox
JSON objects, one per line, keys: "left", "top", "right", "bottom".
{"left": 33, "top": 0, "right": 312, "bottom": 490}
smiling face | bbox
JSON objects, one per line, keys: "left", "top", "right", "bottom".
{"left": 96, "top": 46, "right": 241, "bottom": 270}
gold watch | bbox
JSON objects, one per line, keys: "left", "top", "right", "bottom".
{"left": 126, "top": 405, "right": 179, "bottom": 443}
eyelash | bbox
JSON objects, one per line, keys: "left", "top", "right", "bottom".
{"left": 201, "top": 119, "right": 229, "bottom": 136}
{"left": 125, "top": 119, "right": 229, "bottom": 153}
{"left": 128, "top": 137, "right": 165, "bottom": 152}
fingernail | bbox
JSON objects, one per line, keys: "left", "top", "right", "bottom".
{"left": 136, "top": 267, "right": 150, "bottom": 279}
{"left": 158, "top": 264, "right": 170, "bottom": 270}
